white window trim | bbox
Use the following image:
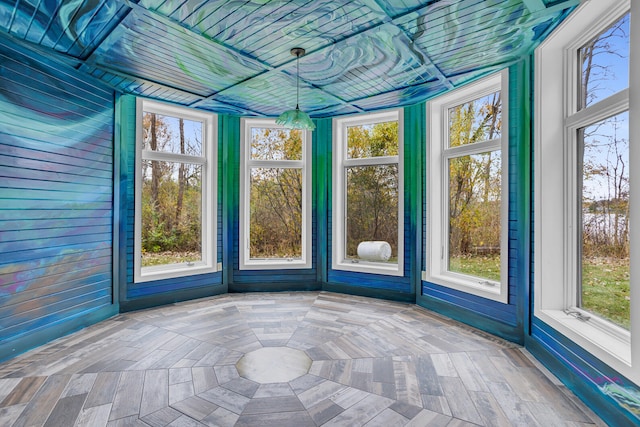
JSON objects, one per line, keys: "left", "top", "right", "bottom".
{"left": 239, "top": 118, "right": 312, "bottom": 270}
{"left": 134, "top": 99, "right": 217, "bottom": 283}
{"left": 425, "top": 70, "right": 509, "bottom": 303}
{"left": 534, "top": 0, "right": 639, "bottom": 384}
{"left": 332, "top": 109, "right": 405, "bottom": 276}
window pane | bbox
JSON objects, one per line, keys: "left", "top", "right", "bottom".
{"left": 142, "top": 112, "right": 203, "bottom": 156}
{"left": 347, "top": 121, "right": 398, "bottom": 159}
{"left": 250, "top": 127, "right": 302, "bottom": 161}
{"left": 579, "top": 13, "right": 629, "bottom": 109}
{"left": 141, "top": 160, "right": 202, "bottom": 267}
{"left": 448, "top": 151, "right": 501, "bottom": 282}
{"left": 448, "top": 91, "right": 501, "bottom": 147}
{"left": 579, "top": 111, "right": 630, "bottom": 329}
{"left": 346, "top": 165, "right": 398, "bottom": 263}
{"left": 250, "top": 168, "right": 303, "bottom": 259}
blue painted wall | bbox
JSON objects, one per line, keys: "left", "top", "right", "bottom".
{"left": 528, "top": 319, "right": 640, "bottom": 425}
{"left": 0, "top": 33, "right": 118, "bottom": 361}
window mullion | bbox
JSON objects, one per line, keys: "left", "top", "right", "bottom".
{"left": 443, "top": 139, "right": 501, "bottom": 158}
{"left": 141, "top": 150, "right": 206, "bottom": 165}
{"left": 248, "top": 159, "right": 304, "bottom": 168}
{"left": 564, "top": 88, "right": 629, "bottom": 130}
{"left": 343, "top": 156, "right": 398, "bottom": 167}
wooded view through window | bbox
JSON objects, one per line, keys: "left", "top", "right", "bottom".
{"left": 446, "top": 92, "right": 502, "bottom": 283}
{"left": 345, "top": 121, "right": 399, "bottom": 264}
{"left": 247, "top": 127, "right": 304, "bottom": 260}
{"left": 140, "top": 112, "right": 205, "bottom": 268}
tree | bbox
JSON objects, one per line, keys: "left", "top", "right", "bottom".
{"left": 142, "top": 113, "right": 171, "bottom": 208}
{"left": 447, "top": 93, "right": 502, "bottom": 257}
{"left": 579, "top": 13, "right": 629, "bottom": 259}
{"left": 249, "top": 129, "right": 304, "bottom": 258}
{"left": 580, "top": 14, "right": 628, "bottom": 108}
{"left": 140, "top": 113, "right": 202, "bottom": 262}
{"left": 581, "top": 115, "right": 629, "bottom": 258}
{"left": 345, "top": 121, "right": 399, "bottom": 258}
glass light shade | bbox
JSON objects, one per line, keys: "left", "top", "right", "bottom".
{"left": 276, "top": 107, "right": 316, "bottom": 130}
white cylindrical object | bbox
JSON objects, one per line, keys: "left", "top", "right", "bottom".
{"left": 357, "top": 241, "right": 392, "bottom": 262}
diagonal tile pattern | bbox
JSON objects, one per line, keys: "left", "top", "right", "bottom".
{"left": 0, "top": 292, "right": 604, "bottom": 426}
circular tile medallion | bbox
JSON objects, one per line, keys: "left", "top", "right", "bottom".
{"left": 236, "top": 347, "right": 311, "bottom": 384}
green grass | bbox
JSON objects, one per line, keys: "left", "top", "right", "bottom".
{"left": 142, "top": 251, "right": 200, "bottom": 267}
{"left": 449, "top": 254, "right": 501, "bottom": 282}
{"left": 450, "top": 254, "right": 630, "bottom": 330}
{"left": 582, "top": 257, "right": 630, "bottom": 329}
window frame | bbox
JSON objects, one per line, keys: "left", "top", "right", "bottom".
{"left": 332, "top": 109, "right": 405, "bottom": 276}
{"left": 425, "top": 70, "right": 509, "bottom": 303}
{"left": 134, "top": 99, "right": 217, "bottom": 283}
{"left": 534, "top": 0, "right": 638, "bottom": 383}
{"left": 239, "top": 118, "right": 312, "bottom": 270}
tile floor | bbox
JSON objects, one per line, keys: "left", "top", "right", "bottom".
{"left": 0, "top": 292, "right": 605, "bottom": 426}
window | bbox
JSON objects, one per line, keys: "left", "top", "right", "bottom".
{"left": 134, "top": 99, "right": 217, "bottom": 282}
{"left": 535, "top": 0, "right": 638, "bottom": 383}
{"left": 426, "top": 70, "right": 509, "bottom": 302}
{"left": 332, "top": 110, "right": 404, "bottom": 276}
{"left": 239, "top": 119, "right": 311, "bottom": 269}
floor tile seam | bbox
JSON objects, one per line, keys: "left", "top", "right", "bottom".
{"left": 456, "top": 382, "right": 512, "bottom": 427}
{"left": 217, "top": 296, "right": 318, "bottom": 354}
{"left": 19, "top": 374, "right": 73, "bottom": 427}
{"left": 470, "top": 376, "right": 572, "bottom": 418}
{"left": 304, "top": 317, "right": 441, "bottom": 361}
{"left": 0, "top": 377, "right": 47, "bottom": 409}
{"left": 122, "top": 316, "right": 243, "bottom": 355}
{"left": 282, "top": 293, "right": 322, "bottom": 349}
{"left": 303, "top": 293, "right": 480, "bottom": 353}
{"left": 47, "top": 387, "right": 92, "bottom": 427}
{"left": 168, "top": 399, "right": 216, "bottom": 424}
{"left": 238, "top": 394, "right": 308, "bottom": 417}
{"left": 0, "top": 338, "right": 96, "bottom": 376}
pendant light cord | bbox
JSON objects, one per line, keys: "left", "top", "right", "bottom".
{"left": 296, "top": 52, "right": 300, "bottom": 110}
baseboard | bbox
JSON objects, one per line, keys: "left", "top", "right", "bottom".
{"left": 120, "top": 284, "right": 227, "bottom": 312}
{"left": 323, "top": 282, "right": 415, "bottom": 303}
{"left": 229, "top": 281, "right": 322, "bottom": 293}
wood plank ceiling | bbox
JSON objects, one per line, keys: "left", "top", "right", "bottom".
{"left": 0, "top": 0, "right": 577, "bottom": 118}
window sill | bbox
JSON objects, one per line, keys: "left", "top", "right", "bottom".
{"left": 136, "top": 262, "right": 217, "bottom": 283}
{"left": 422, "top": 271, "right": 507, "bottom": 303}
{"left": 333, "top": 260, "right": 403, "bottom": 277}
{"left": 537, "top": 309, "right": 632, "bottom": 371}
{"left": 240, "top": 259, "right": 311, "bottom": 270}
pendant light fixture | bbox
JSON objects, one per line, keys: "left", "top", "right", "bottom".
{"left": 276, "top": 47, "right": 316, "bottom": 130}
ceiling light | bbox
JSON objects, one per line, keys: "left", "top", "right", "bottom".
{"left": 276, "top": 47, "right": 315, "bottom": 131}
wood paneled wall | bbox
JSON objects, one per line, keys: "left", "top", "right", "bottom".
{"left": 0, "top": 34, "right": 117, "bottom": 361}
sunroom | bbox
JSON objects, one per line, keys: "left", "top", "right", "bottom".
{"left": 0, "top": 0, "right": 638, "bottom": 425}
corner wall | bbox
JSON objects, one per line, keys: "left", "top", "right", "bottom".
{"left": 0, "top": 34, "right": 118, "bottom": 361}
